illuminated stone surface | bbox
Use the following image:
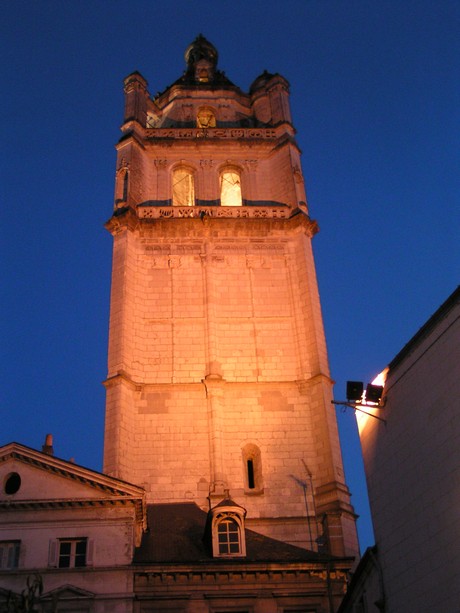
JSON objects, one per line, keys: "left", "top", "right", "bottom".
{"left": 104, "top": 35, "right": 359, "bottom": 560}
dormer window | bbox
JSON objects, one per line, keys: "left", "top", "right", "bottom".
{"left": 172, "top": 167, "right": 195, "bottom": 206}
{"left": 220, "top": 169, "right": 242, "bottom": 207}
{"left": 217, "top": 517, "right": 241, "bottom": 555}
{"left": 205, "top": 498, "right": 247, "bottom": 558}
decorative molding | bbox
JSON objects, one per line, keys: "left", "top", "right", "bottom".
{"left": 168, "top": 256, "right": 181, "bottom": 269}
{"left": 246, "top": 255, "right": 266, "bottom": 268}
{"left": 138, "top": 205, "right": 290, "bottom": 220}
{"left": 243, "top": 159, "right": 258, "bottom": 171}
{"left": 134, "top": 564, "right": 350, "bottom": 586}
{"left": 146, "top": 127, "right": 277, "bottom": 140}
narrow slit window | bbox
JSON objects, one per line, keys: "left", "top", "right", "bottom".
{"left": 122, "top": 171, "right": 129, "bottom": 201}
{"left": 247, "top": 459, "right": 255, "bottom": 489}
{"left": 115, "top": 168, "right": 129, "bottom": 204}
{"left": 242, "top": 443, "right": 263, "bottom": 492}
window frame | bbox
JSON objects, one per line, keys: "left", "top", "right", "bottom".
{"left": 211, "top": 510, "right": 246, "bottom": 558}
{"left": 219, "top": 168, "right": 243, "bottom": 207}
{"left": 172, "top": 166, "right": 196, "bottom": 207}
{"left": 242, "top": 443, "right": 263, "bottom": 494}
{"left": 217, "top": 517, "right": 241, "bottom": 555}
{"left": 0, "top": 540, "right": 20, "bottom": 570}
{"left": 58, "top": 538, "right": 88, "bottom": 569}
{"left": 49, "top": 537, "right": 93, "bottom": 569}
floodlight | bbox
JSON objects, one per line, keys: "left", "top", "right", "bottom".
{"left": 366, "top": 383, "right": 384, "bottom": 404}
{"left": 346, "top": 381, "right": 364, "bottom": 402}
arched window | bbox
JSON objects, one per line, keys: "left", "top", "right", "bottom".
{"left": 242, "top": 443, "right": 263, "bottom": 493}
{"left": 208, "top": 505, "right": 246, "bottom": 558}
{"left": 220, "top": 169, "right": 242, "bottom": 207}
{"left": 122, "top": 171, "right": 129, "bottom": 201}
{"left": 217, "top": 518, "right": 241, "bottom": 555}
{"left": 115, "top": 167, "right": 129, "bottom": 204}
{"left": 172, "top": 167, "right": 195, "bottom": 206}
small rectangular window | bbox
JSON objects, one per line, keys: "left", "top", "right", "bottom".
{"left": 58, "top": 539, "right": 87, "bottom": 569}
{"left": 0, "top": 541, "right": 20, "bottom": 569}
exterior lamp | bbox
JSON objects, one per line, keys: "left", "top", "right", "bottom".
{"left": 346, "top": 381, "right": 364, "bottom": 402}
{"left": 365, "top": 383, "right": 384, "bottom": 404}
{"left": 333, "top": 380, "right": 386, "bottom": 424}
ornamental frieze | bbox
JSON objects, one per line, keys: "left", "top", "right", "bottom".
{"left": 146, "top": 127, "right": 277, "bottom": 140}
{"left": 138, "top": 206, "right": 289, "bottom": 220}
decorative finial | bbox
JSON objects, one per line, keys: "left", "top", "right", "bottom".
{"left": 185, "top": 35, "right": 218, "bottom": 66}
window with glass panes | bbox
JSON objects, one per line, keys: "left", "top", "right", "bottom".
{"left": 217, "top": 518, "right": 241, "bottom": 554}
{"left": 0, "top": 541, "right": 20, "bottom": 569}
{"left": 58, "top": 538, "right": 87, "bottom": 568}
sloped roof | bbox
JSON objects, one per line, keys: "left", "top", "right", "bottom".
{"left": 0, "top": 441, "right": 144, "bottom": 498}
{"left": 0, "top": 442, "right": 146, "bottom": 525}
{"left": 389, "top": 285, "right": 460, "bottom": 370}
{"left": 134, "top": 502, "right": 334, "bottom": 564}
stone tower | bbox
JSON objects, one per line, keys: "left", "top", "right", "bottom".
{"left": 103, "top": 35, "right": 358, "bottom": 558}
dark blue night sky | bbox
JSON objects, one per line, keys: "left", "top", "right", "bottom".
{"left": 2, "top": 0, "right": 459, "bottom": 553}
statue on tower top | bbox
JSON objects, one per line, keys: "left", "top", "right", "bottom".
{"left": 182, "top": 34, "right": 232, "bottom": 86}
{"left": 185, "top": 34, "right": 218, "bottom": 69}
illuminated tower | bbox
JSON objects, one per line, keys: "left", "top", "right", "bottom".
{"left": 103, "top": 36, "right": 358, "bottom": 557}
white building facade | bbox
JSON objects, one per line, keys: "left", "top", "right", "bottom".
{"left": 341, "top": 287, "right": 460, "bottom": 613}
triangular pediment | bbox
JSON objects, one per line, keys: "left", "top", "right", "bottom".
{"left": 0, "top": 442, "right": 144, "bottom": 508}
{"left": 42, "top": 584, "right": 95, "bottom": 600}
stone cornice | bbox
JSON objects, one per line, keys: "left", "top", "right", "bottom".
{"left": 105, "top": 206, "right": 318, "bottom": 239}
{"left": 0, "top": 496, "right": 144, "bottom": 521}
{"left": 118, "top": 123, "right": 296, "bottom": 149}
{"left": 133, "top": 560, "right": 353, "bottom": 585}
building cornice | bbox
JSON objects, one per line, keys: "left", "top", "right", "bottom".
{"left": 133, "top": 560, "right": 353, "bottom": 585}
{"left": 0, "top": 496, "right": 144, "bottom": 521}
{"left": 105, "top": 206, "right": 318, "bottom": 240}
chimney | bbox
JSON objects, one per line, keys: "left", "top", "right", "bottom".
{"left": 42, "top": 434, "right": 54, "bottom": 456}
